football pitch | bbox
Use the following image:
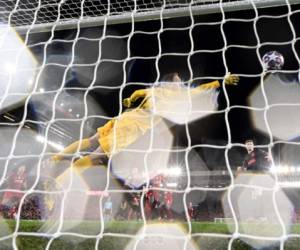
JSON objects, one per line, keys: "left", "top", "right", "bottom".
{"left": 1, "top": 220, "right": 300, "bottom": 249}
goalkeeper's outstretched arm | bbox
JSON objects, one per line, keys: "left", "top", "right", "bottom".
{"left": 123, "top": 89, "right": 149, "bottom": 108}
{"left": 191, "top": 73, "right": 239, "bottom": 94}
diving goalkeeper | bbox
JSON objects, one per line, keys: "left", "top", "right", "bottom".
{"left": 52, "top": 73, "right": 239, "bottom": 185}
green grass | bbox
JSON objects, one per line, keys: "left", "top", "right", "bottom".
{"left": 1, "top": 220, "right": 300, "bottom": 249}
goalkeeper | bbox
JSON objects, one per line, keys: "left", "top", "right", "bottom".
{"left": 52, "top": 72, "right": 239, "bottom": 184}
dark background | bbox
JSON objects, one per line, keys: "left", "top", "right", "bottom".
{"left": 1, "top": 3, "right": 300, "bottom": 171}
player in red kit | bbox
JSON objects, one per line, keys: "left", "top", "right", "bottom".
{"left": 1, "top": 165, "right": 27, "bottom": 207}
{"left": 127, "top": 193, "right": 141, "bottom": 220}
{"left": 187, "top": 202, "right": 194, "bottom": 220}
{"left": 144, "top": 187, "right": 153, "bottom": 220}
{"left": 164, "top": 191, "right": 173, "bottom": 220}
{"left": 239, "top": 139, "right": 272, "bottom": 172}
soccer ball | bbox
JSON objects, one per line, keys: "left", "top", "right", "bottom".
{"left": 262, "top": 51, "right": 284, "bottom": 70}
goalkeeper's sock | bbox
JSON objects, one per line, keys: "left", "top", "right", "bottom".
{"left": 73, "top": 156, "right": 94, "bottom": 175}
{"left": 56, "top": 169, "right": 72, "bottom": 188}
{"left": 55, "top": 156, "right": 94, "bottom": 188}
{"left": 43, "top": 181, "right": 55, "bottom": 211}
{"left": 52, "top": 138, "right": 92, "bottom": 161}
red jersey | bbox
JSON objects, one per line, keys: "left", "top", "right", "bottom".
{"left": 188, "top": 206, "right": 194, "bottom": 219}
{"left": 152, "top": 190, "right": 160, "bottom": 201}
{"left": 2, "top": 172, "right": 26, "bottom": 201}
{"left": 152, "top": 174, "right": 165, "bottom": 187}
{"left": 12, "top": 174, "right": 26, "bottom": 190}
{"left": 164, "top": 192, "right": 173, "bottom": 206}
{"left": 145, "top": 190, "right": 153, "bottom": 203}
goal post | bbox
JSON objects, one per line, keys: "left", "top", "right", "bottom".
{"left": 1, "top": 0, "right": 299, "bottom": 34}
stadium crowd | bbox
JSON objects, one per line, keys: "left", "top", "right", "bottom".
{"left": 0, "top": 165, "right": 44, "bottom": 220}
{"left": 1, "top": 139, "right": 300, "bottom": 224}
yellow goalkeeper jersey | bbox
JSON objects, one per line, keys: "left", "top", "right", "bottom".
{"left": 98, "top": 80, "right": 220, "bottom": 155}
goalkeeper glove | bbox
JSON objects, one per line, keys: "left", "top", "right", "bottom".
{"left": 224, "top": 73, "right": 239, "bottom": 85}
{"left": 123, "top": 98, "right": 131, "bottom": 108}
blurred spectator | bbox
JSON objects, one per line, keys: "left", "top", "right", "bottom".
{"left": 117, "top": 199, "right": 128, "bottom": 220}
{"left": 127, "top": 193, "right": 141, "bottom": 220}
{"left": 103, "top": 196, "right": 113, "bottom": 221}
{"left": 164, "top": 191, "right": 173, "bottom": 220}
{"left": 144, "top": 187, "right": 153, "bottom": 220}
{"left": 238, "top": 139, "right": 271, "bottom": 172}
{"left": 1, "top": 165, "right": 27, "bottom": 207}
{"left": 0, "top": 194, "right": 43, "bottom": 220}
{"left": 152, "top": 174, "right": 166, "bottom": 188}
{"left": 187, "top": 202, "right": 194, "bottom": 220}
{"left": 8, "top": 205, "right": 17, "bottom": 219}
{"left": 20, "top": 195, "right": 42, "bottom": 220}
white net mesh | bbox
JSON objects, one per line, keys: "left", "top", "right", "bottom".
{"left": 1, "top": 0, "right": 297, "bottom": 33}
{"left": 0, "top": 1, "right": 261, "bottom": 27}
{"left": 1, "top": 0, "right": 300, "bottom": 249}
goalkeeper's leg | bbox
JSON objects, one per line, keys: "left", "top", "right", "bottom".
{"left": 56, "top": 147, "right": 107, "bottom": 188}
{"left": 52, "top": 133, "right": 99, "bottom": 162}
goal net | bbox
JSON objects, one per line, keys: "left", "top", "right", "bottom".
{"left": 0, "top": 0, "right": 300, "bottom": 249}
